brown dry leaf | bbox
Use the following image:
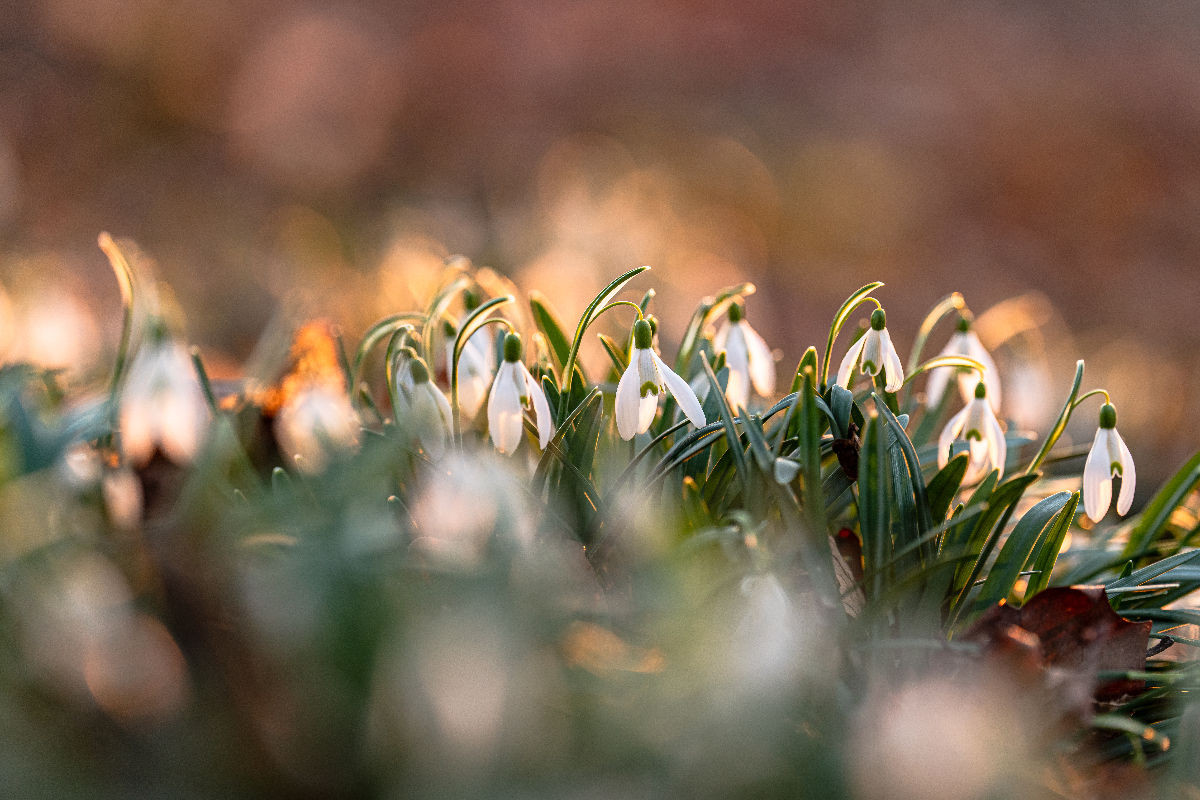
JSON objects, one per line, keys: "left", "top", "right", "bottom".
{"left": 966, "top": 585, "right": 1152, "bottom": 703}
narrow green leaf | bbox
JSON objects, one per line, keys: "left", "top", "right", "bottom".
{"left": 874, "top": 394, "right": 934, "bottom": 558}
{"left": 858, "top": 415, "right": 890, "bottom": 600}
{"left": 701, "top": 352, "right": 749, "bottom": 495}
{"left": 974, "top": 491, "right": 1073, "bottom": 610}
{"left": 529, "top": 292, "right": 573, "bottom": 371}
{"left": 1123, "top": 451, "right": 1200, "bottom": 559}
{"left": 1024, "top": 491, "right": 1080, "bottom": 597}
{"left": 597, "top": 333, "right": 628, "bottom": 375}
{"left": 927, "top": 453, "right": 969, "bottom": 523}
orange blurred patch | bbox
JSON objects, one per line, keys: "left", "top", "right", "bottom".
{"left": 259, "top": 320, "right": 347, "bottom": 415}
{"left": 561, "top": 621, "right": 665, "bottom": 676}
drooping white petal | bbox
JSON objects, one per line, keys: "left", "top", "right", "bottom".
{"left": 1115, "top": 430, "right": 1136, "bottom": 516}
{"left": 713, "top": 320, "right": 731, "bottom": 353}
{"left": 487, "top": 362, "right": 525, "bottom": 455}
{"left": 1083, "top": 427, "right": 1113, "bottom": 523}
{"left": 859, "top": 329, "right": 883, "bottom": 377}
{"left": 412, "top": 383, "right": 450, "bottom": 458}
{"left": 615, "top": 355, "right": 646, "bottom": 440}
{"left": 985, "top": 406, "right": 1007, "bottom": 477}
{"left": 635, "top": 349, "right": 660, "bottom": 433}
{"left": 652, "top": 351, "right": 706, "bottom": 429}
{"left": 878, "top": 328, "right": 905, "bottom": 392}
{"left": 924, "top": 333, "right": 965, "bottom": 408}
{"left": 275, "top": 384, "right": 361, "bottom": 473}
{"left": 119, "top": 341, "right": 210, "bottom": 466}
{"left": 448, "top": 339, "right": 493, "bottom": 419}
{"left": 722, "top": 324, "right": 751, "bottom": 411}
{"left": 519, "top": 362, "right": 554, "bottom": 448}
{"left": 741, "top": 321, "right": 776, "bottom": 398}
{"left": 938, "top": 405, "right": 969, "bottom": 470}
{"left": 963, "top": 332, "right": 1001, "bottom": 412}
{"left": 836, "top": 334, "right": 869, "bottom": 389}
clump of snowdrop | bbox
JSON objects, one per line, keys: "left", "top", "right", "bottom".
{"left": 616, "top": 318, "right": 706, "bottom": 440}
{"left": 713, "top": 302, "right": 775, "bottom": 411}
{"left": 838, "top": 307, "right": 904, "bottom": 392}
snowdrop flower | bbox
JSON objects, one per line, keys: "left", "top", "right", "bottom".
{"left": 616, "top": 319, "right": 706, "bottom": 440}
{"left": 444, "top": 317, "right": 495, "bottom": 421}
{"left": 938, "top": 381, "right": 1005, "bottom": 485}
{"left": 397, "top": 355, "right": 454, "bottom": 458}
{"left": 925, "top": 316, "right": 1001, "bottom": 413}
{"left": 487, "top": 333, "right": 553, "bottom": 456}
{"left": 837, "top": 308, "right": 904, "bottom": 392}
{"left": 714, "top": 302, "right": 775, "bottom": 411}
{"left": 120, "top": 330, "right": 210, "bottom": 466}
{"left": 1083, "top": 403, "right": 1135, "bottom": 523}
{"left": 275, "top": 380, "right": 361, "bottom": 473}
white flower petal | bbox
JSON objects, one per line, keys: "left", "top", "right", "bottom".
{"left": 653, "top": 351, "right": 706, "bottom": 429}
{"left": 1115, "top": 429, "right": 1136, "bottom": 516}
{"left": 836, "top": 334, "right": 868, "bottom": 389}
{"left": 742, "top": 321, "right": 776, "bottom": 398}
{"left": 722, "top": 324, "right": 751, "bottom": 410}
{"left": 520, "top": 363, "right": 554, "bottom": 449}
{"left": 413, "top": 386, "right": 448, "bottom": 458}
{"left": 1083, "top": 427, "right": 1113, "bottom": 523}
{"left": 925, "top": 333, "right": 966, "bottom": 407}
{"left": 713, "top": 320, "right": 730, "bottom": 353}
{"left": 878, "top": 329, "right": 905, "bottom": 392}
{"left": 963, "top": 332, "right": 1001, "bottom": 412}
{"left": 938, "top": 405, "right": 969, "bottom": 470}
{"left": 615, "top": 356, "right": 645, "bottom": 440}
{"left": 487, "top": 362, "right": 524, "bottom": 455}
{"left": 859, "top": 329, "right": 882, "bottom": 377}
{"left": 986, "top": 407, "right": 1007, "bottom": 477}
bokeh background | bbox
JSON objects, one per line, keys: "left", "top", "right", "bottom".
{"left": 1, "top": 0, "right": 1198, "bottom": 488}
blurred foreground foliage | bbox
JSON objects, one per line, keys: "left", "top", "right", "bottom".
{"left": 0, "top": 239, "right": 1198, "bottom": 799}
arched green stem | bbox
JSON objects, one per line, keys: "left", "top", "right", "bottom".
{"left": 1071, "top": 388, "right": 1112, "bottom": 410}
{"left": 1025, "top": 360, "right": 1085, "bottom": 475}
{"left": 901, "top": 354, "right": 986, "bottom": 388}
{"left": 450, "top": 297, "right": 514, "bottom": 437}
{"left": 351, "top": 313, "right": 425, "bottom": 403}
{"left": 820, "top": 282, "right": 884, "bottom": 391}
{"left": 558, "top": 266, "right": 650, "bottom": 415}
{"left": 906, "top": 292, "right": 966, "bottom": 374}
{"left": 673, "top": 282, "right": 756, "bottom": 374}
{"left": 594, "top": 300, "right": 645, "bottom": 322}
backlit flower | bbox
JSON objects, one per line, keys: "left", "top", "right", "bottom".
{"left": 925, "top": 316, "right": 1001, "bottom": 412}
{"left": 713, "top": 302, "right": 775, "bottom": 411}
{"left": 938, "top": 381, "right": 1005, "bottom": 485}
{"left": 444, "top": 315, "right": 495, "bottom": 421}
{"left": 487, "top": 333, "right": 553, "bottom": 455}
{"left": 837, "top": 308, "right": 904, "bottom": 392}
{"left": 275, "top": 382, "right": 361, "bottom": 473}
{"left": 120, "top": 330, "right": 210, "bottom": 466}
{"left": 1083, "top": 403, "right": 1135, "bottom": 523}
{"left": 398, "top": 355, "right": 454, "bottom": 458}
{"left": 616, "top": 319, "right": 706, "bottom": 440}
